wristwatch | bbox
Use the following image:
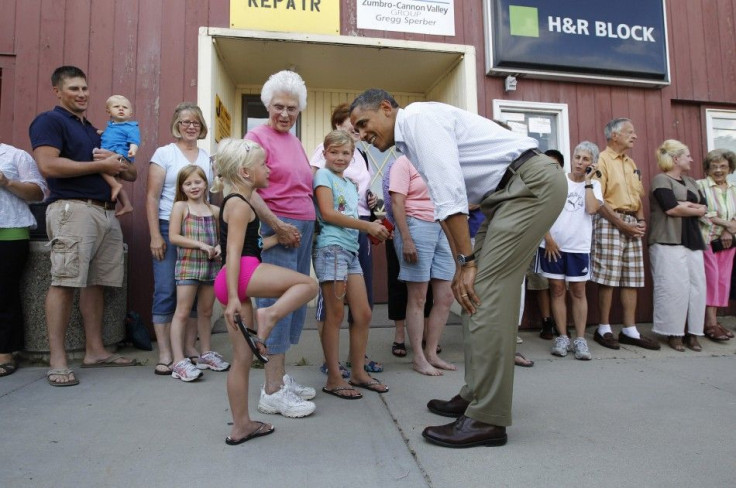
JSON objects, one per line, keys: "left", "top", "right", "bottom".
{"left": 456, "top": 252, "right": 476, "bottom": 266}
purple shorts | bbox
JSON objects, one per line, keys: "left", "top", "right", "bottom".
{"left": 214, "top": 256, "right": 261, "bottom": 305}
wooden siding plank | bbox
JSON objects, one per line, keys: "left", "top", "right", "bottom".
{"left": 10, "top": 0, "right": 41, "bottom": 147}
{"left": 717, "top": 0, "right": 736, "bottom": 103}
{"left": 668, "top": 0, "right": 692, "bottom": 100}
{"left": 88, "top": 0, "right": 116, "bottom": 115}
{"left": 159, "top": 0, "right": 186, "bottom": 138}
{"left": 574, "top": 85, "right": 597, "bottom": 144}
{"left": 0, "top": 0, "right": 17, "bottom": 53}
{"left": 208, "top": 0, "right": 230, "bottom": 28}
{"left": 685, "top": 0, "right": 709, "bottom": 100}
{"left": 702, "top": 0, "right": 725, "bottom": 99}
{"left": 37, "top": 0, "right": 66, "bottom": 111}
{"left": 62, "top": 0, "right": 91, "bottom": 70}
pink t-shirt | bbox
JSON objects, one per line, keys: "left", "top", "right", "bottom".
{"left": 245, "top": 125, "right": 315, "bottom": 220}
{"left": 389, "top": 156, "right": 435, "bottom": 222}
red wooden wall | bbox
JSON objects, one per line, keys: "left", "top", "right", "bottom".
{"left": 1, "top": 0, "right": 735, "bottom": 326}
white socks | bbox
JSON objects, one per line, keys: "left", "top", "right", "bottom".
{"left": 597, "top": 324, "right": 612, "bottom": 336}
{"left": 621, "top": 326, "right": 641, "bottom": 339}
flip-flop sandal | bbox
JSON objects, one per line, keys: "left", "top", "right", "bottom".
{"left": 235, "top": 314, "right": 269, "bottom": 363}
{"left": 0, "top": 362, "right": 17, "bottom": 377}
{"left": 514, "top": 353, "right": 534, "bottom": 368}
{"left": 391, "top": 342, "right": 407, "bottom": 357}
{"left": 349, "top": 377, "right": 389, "bottom": 393}
{"left": 322, "top": 386, "right": 363, "bottom": 400}
{"left": 47, "top": 368, "right": 80, "bottom": 387}
{"left": 81, "top": 354, "right": 139, "bottom": 368}
{"left": 154, "top": 361, "right": 173, "bottom": 375}
{"left": 225, "top": 421, "right": 275, "bottom": 445}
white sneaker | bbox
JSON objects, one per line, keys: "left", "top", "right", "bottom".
{"left": 551, "top": 335, "right": 571, "bottom": 357}
{"left": 283, "top": 374, "right": 316, "bottom": 400}
{"left": 171, "top": 359, "right": 202, "bottom": 382}
{"left": 258, "top": 385, "right": 316, "bottom": 418}
{"left": 573, "top": 337, "right": 592, "bottom": 360}
{"left": 196, "top": 351, "right": 230, "bottom": 371}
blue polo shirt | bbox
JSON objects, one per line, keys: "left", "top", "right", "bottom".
{"left": 29, "top": 106, "right": 111, "bottom": 203}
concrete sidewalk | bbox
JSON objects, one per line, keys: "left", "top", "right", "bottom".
{"left": 1, "top": 308, "right": 735, "bottom": 488}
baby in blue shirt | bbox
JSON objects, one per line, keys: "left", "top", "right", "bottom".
{"left": 100, "top": 95, "right": 140, "bottom": 215}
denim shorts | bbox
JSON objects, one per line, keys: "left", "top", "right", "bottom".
{"left": 392, "top": 216, "right": 454, "bottom": 282}
{"left": 255, "top": 217, "right": 314, "bottom": 355}
{"left": 313, "top": 245, "right": 363, "bottom": 282}
{"left": 152, "top": 220, "right": 196, "bottom": 323}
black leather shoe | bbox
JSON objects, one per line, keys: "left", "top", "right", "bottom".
{"left": 594, "top": 330, "right": 620, "bottom": 350}
{"left": 427, "top": 394, "right": 470, "bottom": 418}
{"left": 422, "top": 415, "right": 508, "bottom": 448}
{"left": 618, "top": 332, "right": 661, "bottom": 350}
{"left": 539, "top": 317, "right": 556, "bottom": 340}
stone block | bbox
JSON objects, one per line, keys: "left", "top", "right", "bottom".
{"left": 20, "top": 241, "right": 128, "bottom": 361}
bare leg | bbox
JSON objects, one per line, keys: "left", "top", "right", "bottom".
{"left": 548, "top": 279, "right": 568, "bottom": 336}
{"left": 598, "top": 284, "right": 614, "bottom": 325}
{"left": 394, "top": 319, "right": 406, "bottom": 344}
{"left": 344, "top": 274, "right": 384, "bottom": 388}
{"left": 80, "top": 286, "right": 134, "bottom": 365}
{"left": 114, "top": 187, "right": 133, "bottom": 217}
{"left": 424, "top": 279, "right": 456, "bottom": 371}
{"left": 102, "top": 173, "right": 123, "bottom": 202}
{"left": 184, "top": 317, "right": 200, "bottom": 359}
{"left": 320, "top": 281, "right": 356, "bottom": 394}
{"left": 705, "top": 306, "right": 718, "bottom": 328}
{"left": 620, "top": 287, "right": 637, "bottom": 327}
{"left": 537, "top": 288, "right": 552, "bottom": 318}
{"left": 406, "top": 281, "right": 441, "bottom": 376}
{"left": 569, "top": 282, "right": 588, "bottom": 339}
{"left": 170, "top": 285, "right": 198, "bottom": 364}
{"left": 195, "top": 285, "right": 215, "bottom": 353}
{"left": 225, "top": 307, "right": 272, "bottom": 441}
{"left": 46, "top": 286, "right": 75, "bottom": 383}
{"left": 153, "top": 322, "right": 173, "bottom": 370}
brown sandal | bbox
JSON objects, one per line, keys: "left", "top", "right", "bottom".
{"left": 704, "top": 326, "right": 729, "bottom": 342}
{"left": 716, "top": 322, "right": 734, "bottom": 339}
{"left": 668, "top": 336, "right": 685, "bottom": 352}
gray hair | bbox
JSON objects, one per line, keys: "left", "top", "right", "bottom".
{"left": 350, "top": 88, "right": 399, "bottom": 114}
{"left": 260, "top": 70, "right": 307, "bottom": 111}
{"left": 573, "top": 141, "right": 600, "bottom": 164}
{"left": 604, "top": 118, "right": 631, "bottom": 141}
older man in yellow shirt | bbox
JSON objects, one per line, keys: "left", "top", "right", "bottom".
{"left": 591, "top": 118, "right": 660, "bottom": 350}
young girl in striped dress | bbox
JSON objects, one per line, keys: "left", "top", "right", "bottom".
{"left": 169, "top": 165, "right": 229, "bottom": 382}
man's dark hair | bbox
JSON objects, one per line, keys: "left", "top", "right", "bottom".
{"left": 544, "top": 149, "right": 564, "bottom": 167}
{"left": 51, "top": 66, "right": 87, "bottom": 88}
{"left": 349, "top": 88, "right": 399, "bottom": 114}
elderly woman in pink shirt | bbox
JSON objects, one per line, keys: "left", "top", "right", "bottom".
{"left": 389, "top": 155, "right": 456, "bottom": 376}
{"left": 243, "top": 70, "right": 317, "bottom": 418}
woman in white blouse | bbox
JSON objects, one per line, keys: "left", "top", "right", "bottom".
{"left": 0, "top": 142, "right": 49, "bottom": 376}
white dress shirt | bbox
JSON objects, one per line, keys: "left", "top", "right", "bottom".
{"left": 393, "top": 102, "right": 537, "bottom": 221}
{"left": 0, "top": 143, "right": 49, "bottom": 229}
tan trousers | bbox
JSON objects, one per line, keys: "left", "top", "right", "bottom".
{"left": 459, "top": 155, "right": 566, "bottom": 426}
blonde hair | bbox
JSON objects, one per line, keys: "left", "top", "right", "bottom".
{"left": 210, "top": 138, "right": 266, "bottom": 195}
{"left": 170, "top": 102, "right": 208, "bottom": 140}
{"left": 323, "top": 130, "right": 355, "bottom": 153}
{"left": 174, "top": 165, "right": 209, "bottom": 203}
{"left": 655, "top": 139, "right": 689, "bottom": 172}
{"left": 106, "top": 94, "right": 132, "bottom": 109}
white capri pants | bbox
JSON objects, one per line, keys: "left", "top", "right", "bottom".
{"left": 649, "top": 243, "right": 705, "bottom": 337}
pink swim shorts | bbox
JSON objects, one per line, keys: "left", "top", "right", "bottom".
{"left": 214, "top": 256, "right": 261, "bottom": 305}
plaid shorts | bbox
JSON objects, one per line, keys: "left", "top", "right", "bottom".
{"left": 591, "top": 213, "right": 645, "bottom": 288}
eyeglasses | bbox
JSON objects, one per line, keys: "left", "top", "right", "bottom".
{"left": 271, "top": 104, "right": 299, "bottom": 116}
{"left": 179, "top": 120, "right": 201, "bottom": 128}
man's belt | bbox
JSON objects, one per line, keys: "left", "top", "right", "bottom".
{"left": 495, "top": 148, "right": 543, "bottom": 192}
{"left": 65, "top": 198, "right": 115, "bottom": 210}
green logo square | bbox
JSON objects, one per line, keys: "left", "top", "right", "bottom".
{"left": 509, "top": 6, "right": 539, "bottom": 38}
